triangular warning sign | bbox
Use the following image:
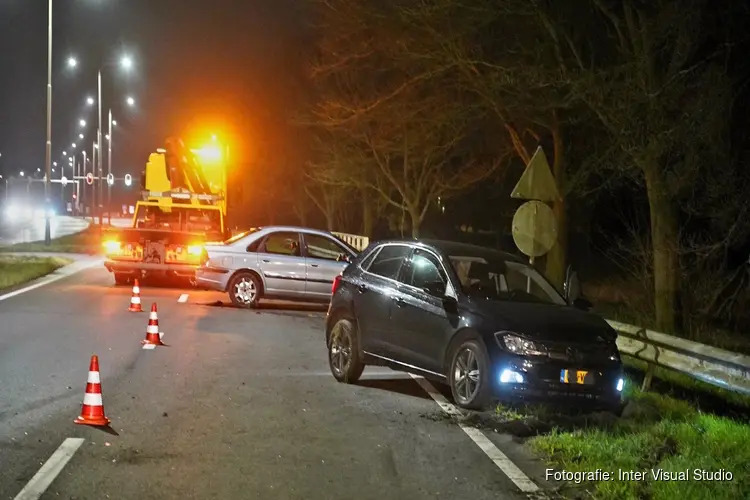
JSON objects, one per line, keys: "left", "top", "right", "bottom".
{"left": 511, "top": 146, "right": 562, "bottom": 202}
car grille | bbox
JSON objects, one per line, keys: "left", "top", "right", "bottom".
{"left": 540, "top": 340, "right": 615, "bottom": 363}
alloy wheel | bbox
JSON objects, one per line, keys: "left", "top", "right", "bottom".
{"left": 453, "top": 347, "right": 481, "bottom": 404}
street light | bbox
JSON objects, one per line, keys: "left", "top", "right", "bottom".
{"left": 126, "top": 96, "right": 135, "bottom": 106}
{"left": 79, "top": 133, "right": 84, "bottom": 139}
{"left": 53, "top": 162, "right": 57, "bottom": 167}
{"left": 63, "top": 151, "right": 67, "bottom": 156}
{"left": 87, "top": 96, "right": 94, "bottom": 105}
{"left": 111, "top": 119, "right": 117, "bottom": 126}
{"left": 72, "top": 143, "right": 76, "bottom": 148}
{"left": 79, "top": 119, "right": 86, "bottom": 127}
{"left": 121, "top": 56, "right": 133, "bottom": 70}
{"left": 20, "top": 171, "right": 24, "bottom": 177}
{"left": 67, "top": 56, "right": 77, "bottom": 68}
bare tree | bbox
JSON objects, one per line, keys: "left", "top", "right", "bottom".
{"left": 535, "top": 0, "right": 735, "bottom": 332}
{"left": 306, "top": 0, "right": 509, "bottom": 238}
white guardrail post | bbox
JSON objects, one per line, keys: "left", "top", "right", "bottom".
{"left": 607, "top": 319, "right": 750, "bottom": 395}
{"left": 332, "top": 232, "right": 370, "bottom": 252}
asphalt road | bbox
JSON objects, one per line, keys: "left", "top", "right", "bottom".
{"left": 0, "top": 216, "right": 89, "bottom": 246}
{"left": 0, "top": 262, "right": 552, "bottom": 500}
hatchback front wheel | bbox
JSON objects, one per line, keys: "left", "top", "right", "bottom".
{"left": 448, "top": 339, "right": 492, "bottom": 410}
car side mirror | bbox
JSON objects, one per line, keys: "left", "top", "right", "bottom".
{"left": 336, "top": 253, "right": 351, "bottom": 263}
{"left": 573, "top": 297, "right": 593, "bottom": 310}
{"left": 423, "top": 280, "right": 447, "bottom": 298}
{"left": 564, "top": 265, "right": 582, "bottom": 304}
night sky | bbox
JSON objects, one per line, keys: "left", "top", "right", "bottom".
{"left": 0, "top": 0, "right": 310, "bottom": 180}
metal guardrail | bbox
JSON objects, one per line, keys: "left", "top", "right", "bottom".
{"left": 333, "top": 232, "right": 370, "bottom": 252}
{"left": 607, "top": 319, "right": 750, "bottom": 396}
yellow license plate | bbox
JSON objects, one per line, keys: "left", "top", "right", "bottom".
{"left": 560, "top": 369, "right": 590, "bottom": 384}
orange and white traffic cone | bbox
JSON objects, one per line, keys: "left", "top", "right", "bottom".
{"left": 141, "top": 303, "right": 165, "bottom": 349}
{"left": 128, "top": 279, "right": 143, "bottom": 312}
{"left": 74, "top": 355, "right": 111, "bottom": 427}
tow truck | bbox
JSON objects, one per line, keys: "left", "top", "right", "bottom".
{"left": 102, "top": 137, "right": 231, "bottom": 285}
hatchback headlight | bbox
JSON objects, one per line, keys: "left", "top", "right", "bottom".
{"left": 496, "top": 332, "right": 547, "bottom": 356}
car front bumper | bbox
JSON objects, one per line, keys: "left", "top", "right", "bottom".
{"left": 491, "top": 357, "right": 624, "bottom": 409}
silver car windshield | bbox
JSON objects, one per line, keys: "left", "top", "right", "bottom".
{"left": 449, "top": 255, "right": 566, "bottom": 305}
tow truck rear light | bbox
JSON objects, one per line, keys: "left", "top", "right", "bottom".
{"left": 187, "top": 245, "right": 203, "bottom": 256}
{"left": 331, "top": 274, "right": 343, "bottom": 295}
{"left": 103, "top": 240, "right": 121, "bottom": 253}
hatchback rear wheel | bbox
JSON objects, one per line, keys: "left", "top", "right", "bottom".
{"left": 448, "top": 339, "right": 492, "bottom": 410}
{"left": 328, "top": 318, "right": 365, "bottom": 383}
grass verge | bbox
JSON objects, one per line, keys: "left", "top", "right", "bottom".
{"left": 0, "top": 226, "right": 103, "bottom": 254}
{"left": 510, "top": 381, "right": 750, "bottom": 499}
{"left": 0, "top": 256, "right": 73, "bottom": 291}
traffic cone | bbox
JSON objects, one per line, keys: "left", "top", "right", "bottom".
{"left": 141, "top": 303, "right": 165, "bottom": 348}
{"left": 74, "top": 355, "right": 111, "bottom": 427}
{"left": 128, "top": 279, "right": 143, "bottom": 312}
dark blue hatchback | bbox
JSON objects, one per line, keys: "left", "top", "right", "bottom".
{"left": 325, "top": 239, "right": 625, "bottom": 413}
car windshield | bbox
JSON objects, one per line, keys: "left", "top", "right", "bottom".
{"left": 448, "top": 253, "right": 566, "bottom": 306}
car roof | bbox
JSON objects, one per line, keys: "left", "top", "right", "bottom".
{"left": 252, "top": 225, "right": 338, "bottom": 237}
{"left": 370, "top": 238, "right": 525, "bottom": 263}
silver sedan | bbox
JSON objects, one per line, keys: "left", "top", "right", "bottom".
{"left": 195, "top": 226, "right": 359, "bottom": 308}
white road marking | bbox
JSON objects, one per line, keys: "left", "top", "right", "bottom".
{"left": 13, "top": 437, "right": 84, "bottom": 500}
{"left": 178, "top": 294, "right": 189, "bottom": 303}
{"left": 0, "top": 259, "right": 101, "bottom": 303}
{"left": 142, "top": 343, "right": 156, "bottom": 350}
{"left": 409, "top": 374, "right": 541, "bottom": 494}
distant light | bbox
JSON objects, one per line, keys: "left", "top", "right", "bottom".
{"left": 72, "top": 143, "right": 76, "bottom": 148}
{"left": 94, "top": 144, "right": 99, "bottom": 149}
{"left": 52, "top": 168, "right": 56, "bottom": 173}
{"left": 19, "top": 171, "right": 24, "bottom": 177}
{"left": 121, "top": 56, "right": 133, "bottom": 70}
{"left": 53, "top": 162, "right": 57, "bottom": 167}
{"left": 63, "top": 151, "right": 67, "bottom": 156}
{"left": 111, "top": 119, "right": 117, "bottom": 126}
{"left": 79, "top": 119, "right": 86, "bottom": 127}
{"left": 79, "top": 133, "right": 84, "bottom": 139}
{"left": 86, "top": 97, "right": 94, "bottom": 106}
{"left": 211, "top": 134, "right": 218, "bottom": 142}
{"left": 67, "top": 57, "right": 77, "bottom": 68}
{"left": 126, "top": 96, "right": 135, "bottom": 106}
{"left": 37, "top": 168, "right": 41, "bottom": 172}
{"left": 105, "top": 134, "right": 110, "bottom": 141}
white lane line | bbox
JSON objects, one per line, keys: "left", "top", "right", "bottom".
{"left": 178, "top": 293, "right": 189, "bottom": 303}
{"left": 0, "top": 259, "right": 101, "bottom": 302}
{"left": 13, "top": 437, "right": 85, "bottom": 500}
{"left": 409, "top": 374, "right": 541, "bottom": 494}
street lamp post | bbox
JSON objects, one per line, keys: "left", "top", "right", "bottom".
{"left": 97, "top": 70, "right": 103, "bottom": 227}
{"left": 44, "top": 0, "right": 53, "bottom": 245}
{"left": 107, "top": 108, "right": 112, "bottom": 225}
{"left": 91, "top": 141, "right": 97, "bottom": 222}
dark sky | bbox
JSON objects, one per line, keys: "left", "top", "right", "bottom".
{"left": 0, "top": 0, "right": 311, "bottom": 180}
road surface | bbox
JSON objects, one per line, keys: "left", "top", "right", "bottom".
{"left": 0, "top": 261, "right": 553, "bottom": 500}
{"left": 0, "top": 216, "right": 89, "bottom": 246}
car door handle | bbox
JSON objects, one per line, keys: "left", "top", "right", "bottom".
{"left": 262, "top": 259, "right": 270, "bottom": 263}
{"left": 311, "top": 263, "right": 319, "bottom": 268}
